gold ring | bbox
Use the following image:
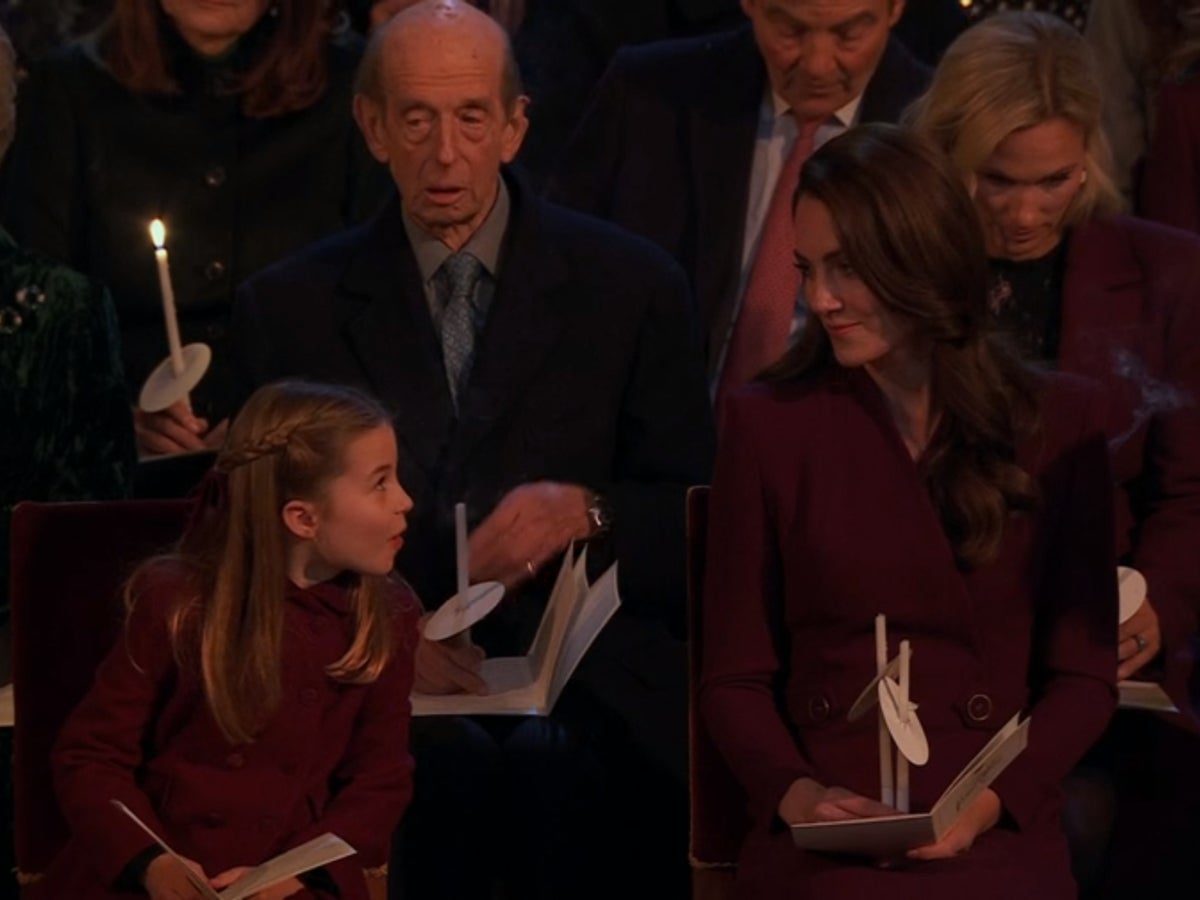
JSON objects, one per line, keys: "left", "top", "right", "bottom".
{"left": 525, "top": 560, "right": 536, "bottom": 578}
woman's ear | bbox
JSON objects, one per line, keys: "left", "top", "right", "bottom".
{"left": 281, "top": 499, "right": 319, "bottom": 540}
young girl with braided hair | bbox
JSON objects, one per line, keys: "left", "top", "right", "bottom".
{"left": 42, "top": 380, "right": 419, "bottom": 900}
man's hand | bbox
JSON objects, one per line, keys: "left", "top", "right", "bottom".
{"left": 468, "top": 482, "right": 593, "bottom": 589}
{"left": 777, "top": 777, "right": 896, "bottom": 825}
{"left": 907, "top": 787, "right": 1001, "bottom": 860}
{"left": 143, "top": 853, "right": 208, "bottom": 899}
{"left": 134, "top": 399, "right": 228, "bottom": 457}
{"left": 1118, "top": 597, "right": 1161, "bottom": 680}
{"left": 211, "top": 867, "right": 303, "bottom": 899}
{"left": 414, "top": 619, "right": 487, "bottom": 694}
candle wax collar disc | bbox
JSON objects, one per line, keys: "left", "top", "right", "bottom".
{"left": 1117, "top": 566, "right": 1147, "bottom": 625}
{"left": 423, "top": 581, "right": 505, "bottom": 641}
{"left": 879, "top": 676, "right": 930, "bottom": 766}
{"left": 847, "top": 654, "right": 901, "bottom": 722}
{"left": 138, "top": 343, "right": 212, "bottom": 412}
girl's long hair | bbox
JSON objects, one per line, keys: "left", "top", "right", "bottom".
{"left": 129, "top": 380, "right": 398, "bottom": 744}
{"left": 765, "top": 125, "right": 1040, "bottom": 568}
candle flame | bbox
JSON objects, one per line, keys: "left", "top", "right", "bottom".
{"left": 149, "top": 219, "right": 166, "bottom": 249}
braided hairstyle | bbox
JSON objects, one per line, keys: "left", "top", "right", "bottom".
{"left": 141, "top": 380, "right": 399, "bottom": 743}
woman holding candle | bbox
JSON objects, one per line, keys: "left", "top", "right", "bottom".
{"left": 699, "top": 124, "right": 1117, "bottom": 898}
{"left": 0, "top": 1, "right": 390, "bottom": 456}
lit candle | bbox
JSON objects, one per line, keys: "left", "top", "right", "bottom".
{"left": 897, "top": 639, "right": 911, "bottom": 813}
{"left": 149, "top": 219, "right": 185, "bottom": 377}
{"left": 875, "top": 614, "right": 894, "bottom": 807}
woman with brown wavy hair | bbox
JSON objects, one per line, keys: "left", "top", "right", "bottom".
{"left": 699, "top": 123, "right": 1116, "bottom": 898}
{"left": 0, "top": 2, "right": 390, "bottom": 458}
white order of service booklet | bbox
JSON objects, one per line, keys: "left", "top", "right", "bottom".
{"left": 790, "top": 713, "right": 1029, "bottom": 857}
{"left": 411, "top": 546, "right": 621, "bottom": 717}
{"left": 112, "top": 800, "right": 355, "bottom": 900}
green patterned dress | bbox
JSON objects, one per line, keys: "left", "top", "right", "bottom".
{"left": 1, "top": 225, "right": 135, "bottom": 594}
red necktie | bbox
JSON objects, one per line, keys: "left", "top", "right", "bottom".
{"left": 716, "top": 117, "right": 819, "bottom": 415}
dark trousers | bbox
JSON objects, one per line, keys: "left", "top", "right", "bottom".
{"left": 389, "top": 682, "right": 690, "bottom": 900}
{"left": 1068, "top": 710, "right": 1200, "bottom": 899}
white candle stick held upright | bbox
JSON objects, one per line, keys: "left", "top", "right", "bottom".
{"left": 420, "top": 500, "right": 506, "bottom": 642}
{"left": 149, "top": 219, "right": 186, "bottom": 378}
{"left": 137, "top": 218, "right": 211, "bottom": 415}
{"left": 455, "top": 502, "right": 469, "bottom": 602}
{"left": 875, "top": 614, "right": 894, "bottom": 807}
{"left": 897, "top": 639, "right": 912, "bottom": 813}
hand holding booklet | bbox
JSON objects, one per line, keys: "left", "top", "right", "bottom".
{"left": 790, "top": 713, "right": 1029, "bottom": 857}
{"left": 111, "top": 800, "right": 356, "bottom": 900}
{"left": 412, "top": 545, "right": 621, "bottom": 717}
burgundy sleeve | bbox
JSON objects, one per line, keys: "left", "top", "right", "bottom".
{"left": 992, "top": 383, "right": 1119, "bottom": 828}
{"left": 699, "top": 393, "right": 812, "bottom": 825}
{"left": 51, "top": 569, "right": 186, "bottom": 887}
{"left": 1129, "top": 240, "right": 1200, "bottom": 714}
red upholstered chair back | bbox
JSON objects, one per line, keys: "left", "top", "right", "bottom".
{"left": 9, "top": 498, "right": 189, "bottom": 891}
{"left": 686, "top": 485, "right": 750, "bottom": 879}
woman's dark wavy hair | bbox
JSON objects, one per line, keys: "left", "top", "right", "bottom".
{"left": 764, "top": 123, "right": 1041, "bottom": 568}
{"left": 99, "top": 1, "right": 338, "bottom": 118}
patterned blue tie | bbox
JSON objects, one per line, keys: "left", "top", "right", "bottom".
{"left": 439, "top": 252, "right": 483, "bottom": 410}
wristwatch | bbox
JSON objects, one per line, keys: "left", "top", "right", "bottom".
{"left": 585, "top": 492, "right": 613, "bottom": 539}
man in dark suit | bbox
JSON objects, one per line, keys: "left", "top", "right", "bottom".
{"left": 549, "top": 0, "right": 930, "bottom": 409}
{"left": 232, "top": 2, "right": 714, "bottom": 898}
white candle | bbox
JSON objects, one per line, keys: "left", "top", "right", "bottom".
{"left": 455, "top": 502, "right": 469, "bottom": 602}
{"left": 875, "top": 614, "right": 894, "bottom": 807}
{"left": 897, "top": 639, "right": 911, "bottom": 813}
{"left": 149, "top": 219, "right": 185, "bottom": 376}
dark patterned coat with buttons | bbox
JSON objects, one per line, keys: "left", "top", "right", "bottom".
{"left": 700, "top": 367, "right": 1117, "bottom": 898}
{"left": 40, "top": 564, "right": 419, "bottom": 899}
{"left": 0, "top": 24, "right": 390, "bottom": 421}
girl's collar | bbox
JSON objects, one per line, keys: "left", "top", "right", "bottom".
{"left": 287, "top": 573, "right": 357, "bottom": 616}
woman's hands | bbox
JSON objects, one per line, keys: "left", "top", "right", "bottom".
{"left": 777, "top": 777, "right": 896, "bottom": 825}
{"left": 907, "top": 788, "right": 1002, "bottom": 861}
{"left": 779, "top": 779, "right": 1003, "bottom": 863}
{"left": 1118, "top": 597, "right": 1161, "bottom": 680}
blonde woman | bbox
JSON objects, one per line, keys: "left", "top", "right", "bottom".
{"left": 908, "top": 11, "right": 1200, "bottom": 894}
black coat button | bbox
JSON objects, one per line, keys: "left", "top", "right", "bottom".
{"left": 807, "top": 694, "right": 831, "bottom": 723}
{"left": 967, "top": 693, "right": 993, "bottom": 722}
{"left": 204, "top": 166, "right": 227, "bottom": 187}
{"left": 204, "top": 260, "right": 227, "bottom": 281}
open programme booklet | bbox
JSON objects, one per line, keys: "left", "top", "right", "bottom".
{"left": 790, "top": 713, "right": 1029, "bottom": 857}
{"left": 411, "top": 546, "right": 621, "bottom": 717}
{"left": 1118, "top": 680, "right": 1178, "bottom": 713}
{"left": 111, "top": 800, "right": 356, "bottom": 900}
